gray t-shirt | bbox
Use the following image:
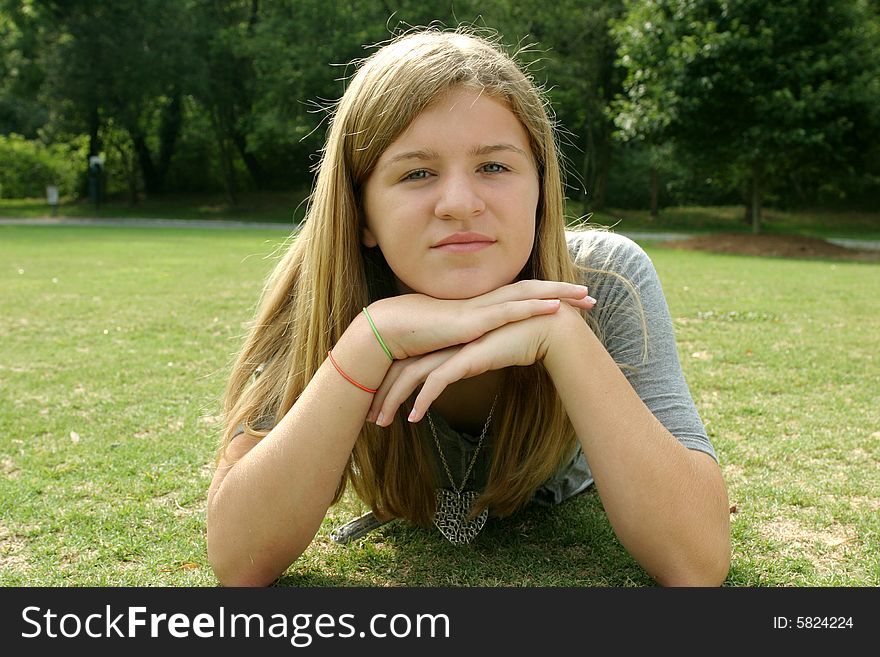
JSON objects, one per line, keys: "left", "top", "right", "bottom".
{"left": 423, "top": 230, "right": 716, "bottom": 507}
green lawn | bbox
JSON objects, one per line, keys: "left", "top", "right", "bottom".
{"left": 1, "top": 225, "right": 877, "bottom": 586}
{"left": 0, "top": 191, "right": 307, "bottom": 224}
{"left": 584, "top": 205, "right": 880, "bottom": 240}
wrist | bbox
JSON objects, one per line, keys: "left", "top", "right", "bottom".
{"left": 361, "top": 305, "right": 395, "bottom": 361}
{"left": 331, "top": 312, "right": 393, "bottom": 391}
{"left": 364, "top": 297, "right": 408, "bottom": 359}
{"left": 543, "top": 305, "right": 592, "bottom": 371}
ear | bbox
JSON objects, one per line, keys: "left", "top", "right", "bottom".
{"left": 361, "top": 226, "right": 379, "bottom": 248}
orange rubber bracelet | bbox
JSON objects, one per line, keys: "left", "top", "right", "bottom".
{"left": 327, "top": 350, "right": 378, "bottom": 394}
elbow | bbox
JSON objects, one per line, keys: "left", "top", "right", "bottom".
{"left": 214, "top": 570, "right": 278, "bottom": 588}
{"left": 655, "top": 453, "right": 731, "bottom": 587}
{"left": 206, "top": 491, "right": 285, "bottom": 587}
{"left": 208, "top": 538, "right": 284, "bottom": 588}
{"left": 656, "top": 562, "right": 729, "bottom": 588}
{"left": 206, "top": 516, "right": 288, "bottom": 588}
{"left": 213, "top": 569, "right": 275, "bottom": 588}
{"left": 654, "top": 539, "right": 731, "bottom": 588}
{"left": 207, "top": 517, "right": 309, "bottom": 587}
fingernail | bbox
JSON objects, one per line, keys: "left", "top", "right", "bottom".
{"left": 407, "top": 409, "right": 418, "bottom": 423}
{"left": 586, "top": 296, "right": 597, "bottom": 304}
{"left": 576, "top": 285, "right": 589, "bottom": 293}
{"left": 376, "top": 412, "right": 385, "bottom": 426}
{"left": 546, "top": 298, "right": 561, "bottom": 306}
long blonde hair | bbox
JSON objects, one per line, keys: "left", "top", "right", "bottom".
{"left": 220, "top": 28, "right": 620, "bottom": 526}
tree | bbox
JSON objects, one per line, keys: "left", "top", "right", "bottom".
{"left": 0, "top": 1, "right": 48, "bottom": 137}
{"left": 25, "top": 0, "right": 199, "bottom": 195}
{"left": 613, "top": 0, "right": 880, "bottom": 232}
{"left": 468, "top": 0, "right": 626, "bottom": 211}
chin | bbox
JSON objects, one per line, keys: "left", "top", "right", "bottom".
{"left": 427, "top": 278, "right": 507, "bottom": 300}
{"left": 397, "top": 268, "right": 522, "bottom": 300}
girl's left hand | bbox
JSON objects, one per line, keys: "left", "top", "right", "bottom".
{"left": 368, "top": 309, "right": 572, "bottom": 426}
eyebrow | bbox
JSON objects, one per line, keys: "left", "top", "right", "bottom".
{"left": 470, "top": 143, "right": 530, "bottom": 158}
{"left": 380, "top": 143, "right": 530, "bottom": 171}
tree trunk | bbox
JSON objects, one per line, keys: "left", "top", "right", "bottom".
{"left": 131, "top": 132, "right": 160, "bottom": 195}
{"left": 157, "top": 93, "right": 182, "bottom": 190}
{"left": 232, "top": 130, "right": 267, "bottom": 188}
{"left": 650, "top": 164, "right": 660, "bottom": 220}
{"left": 209, "top": 109, "right": 237, "bottom": 205}
{"left": 591, "top": 128, "right": 612, "bottom": 211}
{"left": 750, "top": 165, "right": 763, "bottom": 234}
{"left": 743, "top": 178, "right": 753, "bottom": 225}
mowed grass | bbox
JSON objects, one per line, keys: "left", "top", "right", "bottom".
{"left": 0, "top": 225, "right": 877, "bottom": 586}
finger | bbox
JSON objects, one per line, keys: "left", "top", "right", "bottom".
{"left": 474, "top": 297, "right": 561, "bottom": 336}
{"left": 408, "top": 346, "right": 492, "bottom": 423}
{"left": 564, "top": 294, "right": 597, "bottom": 310}
{"left": 374, "top": 361, "right": 430, "bottom": 427}
{"left": 473, "top": 279, "right": 590, "bottom": 307}
{"left": 373, "top": 348, "right": 460, "bottom": 426}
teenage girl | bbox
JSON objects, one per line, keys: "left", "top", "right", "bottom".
{"left": 207, "top": 29, "right": 731, "bottom": 587}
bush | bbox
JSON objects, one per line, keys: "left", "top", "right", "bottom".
{"left": 0, "top": 134, "right": 86, "bottom": 199}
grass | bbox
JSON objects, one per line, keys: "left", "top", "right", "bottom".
{"left": 582, "top": 205, "right": 880, "bottom": 240}
{"left": 0, "top": 191, "right": 308, "bottom": 224}
{"left": 1, "top": 224, "right": 878, "bottom": 586}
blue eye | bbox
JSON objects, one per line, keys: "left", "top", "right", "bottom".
{"left": 403, "top": 170, "right": 429, "bottom": 181}
{"left": 481, "top": 162, "right": 508, "bottom": 174}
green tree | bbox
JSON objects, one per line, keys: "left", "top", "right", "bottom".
{"left": 19, "top": 0, "right": 199, "bottom": 195}
{"left": 613, "top": 0, "right": 880, "bottom": 232}
{"left": 0, "top": 1, "right": 48, "bottom": 137}
{"left": 458, "top": 0, "right": 625, "bottom": 211}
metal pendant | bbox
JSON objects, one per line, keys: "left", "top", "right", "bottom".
{"left": 433, "top": 489, "right": 488, "bottom": 544}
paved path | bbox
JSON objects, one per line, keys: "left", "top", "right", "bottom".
{"left": 2, "top": 217, "right": 878, "bottom": 250}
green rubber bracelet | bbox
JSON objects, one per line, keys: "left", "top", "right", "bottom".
{"left": 362, "top": 307, "right": 394, "bottom": 361}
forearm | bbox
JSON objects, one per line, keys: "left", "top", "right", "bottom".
{"left": 207, "top": 313, "right": 391, "bottom": 586}
{"left": 544, "top": 310, "right": 730, "bottom": 586}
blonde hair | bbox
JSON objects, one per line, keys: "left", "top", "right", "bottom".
{"left": 220, "top": 28, "right": 628, "bottom": 526}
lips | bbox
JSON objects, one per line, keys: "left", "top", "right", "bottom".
{"left": 431, "top": 232, "right": 496, "bottom": 252}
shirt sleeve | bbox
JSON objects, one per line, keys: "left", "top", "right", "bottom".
{"left": 568, "top": 230, "right": 717, "bottom": 462}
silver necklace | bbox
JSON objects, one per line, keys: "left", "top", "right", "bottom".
{"left": 426, "top": 394, "right": 498, "bottom": 545}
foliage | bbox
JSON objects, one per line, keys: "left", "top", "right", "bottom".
{"left": 0, "top": 133, "right": 85, "bottom": 198}
{"left": 0, "top": 0, "right": 878, "bottom": 220}
{"left": 612, "top": 0, "right": 880, "bottom": 230}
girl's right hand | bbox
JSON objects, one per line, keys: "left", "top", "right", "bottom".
{"left": 366, "top": 279, "right": 595, "bottom": 359}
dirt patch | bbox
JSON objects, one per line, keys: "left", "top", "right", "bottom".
{"left": 662, "top": 233, "right": 880, "bottom": 261}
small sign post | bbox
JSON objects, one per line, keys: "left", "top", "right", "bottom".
{"left": 46, "top": 185, "right": 59, "bottom": 216}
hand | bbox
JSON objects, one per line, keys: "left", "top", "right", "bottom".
{"left": 366, "top": 346, "right": 462, "bottom": 426}
{"left": 367, "top": 279, "right": 595, "bottom": 360}
{"left": 368, "top": 306, "right": 590, "bottom": 426}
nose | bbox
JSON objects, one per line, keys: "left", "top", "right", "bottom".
{"left": 434, "top": 173, "right": 486, "bottom": 220}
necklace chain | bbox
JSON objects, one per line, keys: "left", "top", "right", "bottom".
{"left": 427, "top": 394, "right": 498, "bottom": 494}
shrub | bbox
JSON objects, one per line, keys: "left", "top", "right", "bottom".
{"left": 0, "top": 134, "right": 86, "bottom": 199}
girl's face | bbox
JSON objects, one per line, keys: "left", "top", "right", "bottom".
{"left": 361, "top": 87, "right": 539, "bottom": 299}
